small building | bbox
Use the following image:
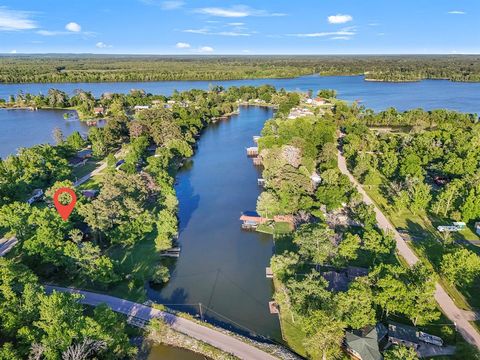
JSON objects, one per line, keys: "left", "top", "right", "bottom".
{"left": 81, "top": 189, "right": 99, "bottom": 199}
{"left": 134, "top": 105, "right": 150, "bottom": 111}
{"left": 388, "top": 322, "right": 420, "bottom": 349}
{"left": 93, "top": 107, "right": 105, "bottom": 115}
{"left": 239, "top": 211, "right": 267, "bottom": 229}
{"left": 27, "top": 189, "right": 44, "bottom": 205}
{"left": 344, "top": 324, "right": 387, "bottom": 360}
{"left": 246, "top": 147, "right": 259, "bottom": 156}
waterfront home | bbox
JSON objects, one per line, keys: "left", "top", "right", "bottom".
{"left": 93, "top": 106, "right": 105, "bottom": 115}
{"left": 344, "top": 324, "right": 387, "bottom": 360}
{"left": 287, "top": 107, "right": 314, "bottom": 119}
{"left": 27, "top": 189, "right": 44, "bottom": 205}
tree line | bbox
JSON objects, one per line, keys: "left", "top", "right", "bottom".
{"left": 2, "top": 55, "right": 480, "bottom": 83}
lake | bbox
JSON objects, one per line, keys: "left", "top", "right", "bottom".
{"left": 147, "top": 106, "right": 281, "bottom": 340}
{"left": 3, "top": 75, "right": 480, "bottom": 355}
{"left": 2, "top": 75, "right": 480, "bottom": 159}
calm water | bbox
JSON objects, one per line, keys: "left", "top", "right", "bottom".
{"left": 2, "top": 75, "right": 480, "bottom": 159}
{"left": 148, "top": 106, "right": 281, "bottom": 340}
{"left": 0, "top": 109, "right": 89, "bottom": 159}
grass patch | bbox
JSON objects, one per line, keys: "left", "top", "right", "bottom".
{"left": 257, "top": 222, "right": 293, "bottom": 235}
{"left": 272, "top": 277, "right": 307, "bottom": 357}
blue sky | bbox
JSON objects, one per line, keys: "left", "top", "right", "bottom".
{"left": 0, "top": 0, "right": 478, "bottom": 54}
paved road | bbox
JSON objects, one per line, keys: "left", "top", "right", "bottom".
{"left": 45, "top": 286, "right": 278, "bottom": 360}
{"left": 337, "top": 138, "right": 480, "bottom": 350}
{"left": 0, "top": 237, "right": 18, "bottom": 257}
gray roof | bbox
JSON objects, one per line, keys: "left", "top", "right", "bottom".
{"left": 345, "top": 325, "right": 384, "bottom": 360}
{"left": 388, "top": 322, "right": 419, "bottom": 344}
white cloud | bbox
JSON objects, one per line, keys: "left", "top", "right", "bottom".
{"left": 161, "top": 1, "right": 184, "bottom": 10}
{"left": 448, "top": 10, "right": 466, "bottom": 15}
{"left": 291, "top": 28, "right": 356, "bottom": 38}
{"left": 183, "top": 28, "right": 251, "bottom": 36}
{"left": 65, "top": 22, "right": 81, "bottom": 32}
{"left": 228, "top": 22, "right": 245, "bottom": 26}
{"left": 330, "top": 36, "right": 350, "bottom": 40}
{"left": 176, "top": 42, "right": 191, "bottom": 48}
{"left": 198, "top": 46, "right": 214, "bottom": 53}
{"left": 0, "top": 7, "right": 37, "bottom": 31}
{"left": 37, "top": 30, "right": 62, "bottom": 36}
{"left": 327, "top": 14, "right": 353, "bottom": 24}
{"left": 195, "top": 6, "right": 285, "bottom": 18}
{"left": 96, "top": 41, "right": 111, "bottom": 48}
{"left": 10, "top": 49, "right": 17, "bottom": 53}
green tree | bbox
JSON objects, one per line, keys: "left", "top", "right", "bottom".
{"left": 441, "top": 249, "right": 480, "bottom": 287}
{"left": 293, "top": 223, "right": 336, "bottom": 265}
{"left": 384, "top": 345, "right": 419, "bottom": 360}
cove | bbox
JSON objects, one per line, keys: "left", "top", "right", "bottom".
{"left": 147, "top": 105, "right": 282, "bottom": 341}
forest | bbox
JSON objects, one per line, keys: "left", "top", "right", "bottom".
{"left": 1, "top": 55, "right": 480, "bottom": 83}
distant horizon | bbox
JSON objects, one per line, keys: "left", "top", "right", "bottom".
{"left": 1, "top": 53, "right": 480, "bottom": 56}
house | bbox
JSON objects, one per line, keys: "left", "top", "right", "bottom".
{"left": 27, "top": 189, "right": 44, "bottom": 205}
{"left": 93, "top": 107, "right": 105, "bottom": 115}
{"left": 134, "top": 105, "right": 150, "bottom": 111}
{"left": 322, "top": 266, "right": 369, "bottom": 292}
{"left": 388, "top": 322, "right": 420, "bottom": 349}
{"left": 287, "top": 107, "right": 314, "bottom": 119}
{"left": 81, "top": 189, "right": 99, "bottom": 199}
{"left": 344, "top": 324, "right": 387, "bottom": 360}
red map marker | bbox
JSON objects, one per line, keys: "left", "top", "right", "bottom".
{"left": 53, "top": 187, "right": 77, "bottom": 221}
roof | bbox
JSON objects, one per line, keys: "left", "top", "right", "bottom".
{"left": 388, "top": 322, "right": 419, "bottom": 344}
{"left": 345, "top": 325, "right": 384, "bottom": 360}
{"left": 323, "top": 271, "right": 349, "bottom": 292}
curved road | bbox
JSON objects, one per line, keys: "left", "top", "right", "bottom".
{"left": 45, "top": 286, "right": 278, "bottom": 360}
{"left": 337, "top": 138, "right": 480, "bottom": 350}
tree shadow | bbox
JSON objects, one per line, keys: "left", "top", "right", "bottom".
{"left": 175, "top": 170, "right": 200, "bottom": 233}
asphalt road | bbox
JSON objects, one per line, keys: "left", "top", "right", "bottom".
{"left": 337, "top": 139, "right": 480, "bottom": 350}
{"left": 45, "top": 286, "right": 279, "bottom": 360}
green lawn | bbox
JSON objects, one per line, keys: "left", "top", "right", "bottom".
{"left": 256, "top": 221, "right": 293, "bottom": 235}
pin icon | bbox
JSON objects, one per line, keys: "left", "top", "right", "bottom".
{"left": 53, "top": 187, "right": 77, "bottom": 221}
